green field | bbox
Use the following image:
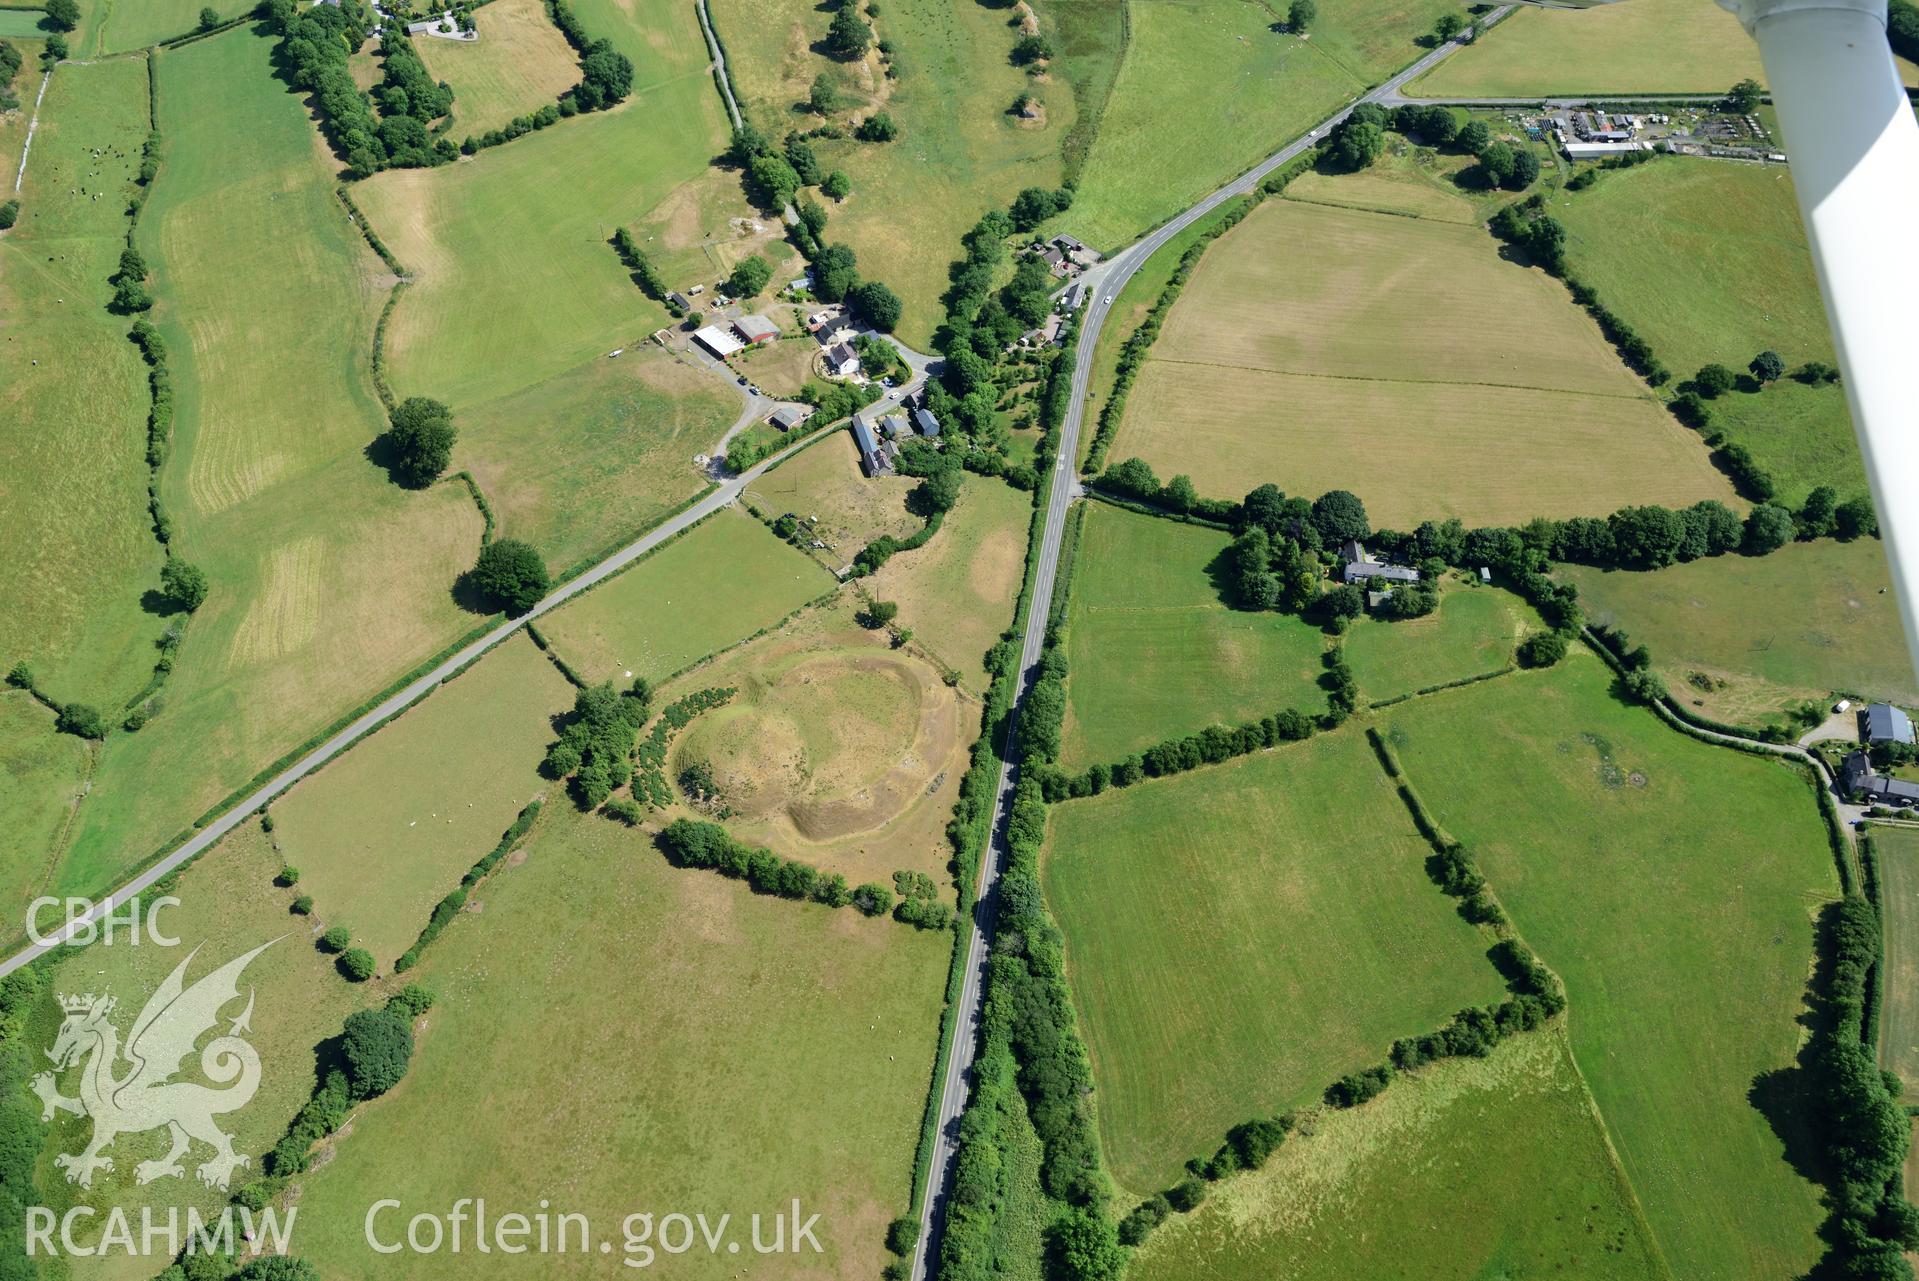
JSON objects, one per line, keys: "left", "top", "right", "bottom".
{"left": 0, "top": 57, "right": 169, "bottom": 716}
{"left": 538, "top": 507, "right": 834, "bottom": 685}
{"left": 0, "top": 7, "right": 45, "bottom": 36}
{"left": 1112, "top": 196, "right": 1735, "bottom": 527}
{"left": 1413, "top": 0, "right": 1919, "bottom": 97}
{"left": 1383, "top": 653, "right": 1836, "bottom": 1279}
{"left": 1562, "top": 539, "right": 1916, "bottom": 729}
{"left": 27, "top": 820, "right": 369, "bottom": 1279}
{"left": 357, "top": 0, "right": 727, "bottom": 411}
{"left": 418, "top": 0, "right": 582, "bottom": 136}
{"left": 455, "top": 346, "right": 734, "bottom": 572}
{"left": 1557, "top": 157, "right": 1863, "bottom": 507}
{"left": 1876, "top": 827, "right": 1919, "bottom": 1100}
{"left": 1061, "top": 0, "right": 1458, "bottom": 248}
{"left": 716, "top": 0, "right": 1074, "bottom": 344}
{"left": 272, "top": 633, "right": 571, "bottom": 965}
{"left": 1344, "top": 583, "right": 1530, "bottom": 703}
{"left": 863, "top": 474, "right": 1032, "bottom": 690}
{"left": 1283, "top": 130, "right": 1531, "bottom": 225}
{"left": 1044, "top": 728, "right": 1508, "bottom": 1192}
{"left": 288, "top": 800, "right": 949, "bottom": 1279}
{"left": 1060, "top": 504, "right": 1327, "bottom": 769}
{"left": 86, "top": 0, "right": 229, "bottom": 52}
{"left": 1131, "top": 1027, "right": 1667, "bottom": 1281}
{"left": 51, "top": 29, "right": 484, "bottom": 902}
{"left": 0, "top": 691, "right": 89, "bottom": 927}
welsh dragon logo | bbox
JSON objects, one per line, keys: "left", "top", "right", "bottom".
{"left": 33, "top": 941, "right": 275, "bottom": 1191}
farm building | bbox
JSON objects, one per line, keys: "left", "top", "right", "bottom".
{"left": 692, "top": 325, "right": 744, "bottom": 359}
{"left": 914, "top": 408, "right": 941, "bottom": 439}
{"left": 767, "top": 405, "right": 812, "bottom": 432}
{"left": 1564, "top": 140, "right": 1651, "bottom": 160}
{"left": 1841, "top": 751, "right": 1919, "bottom": 805}
{"left": 1865, "top": 703, "right": 1915, "bottom": 746}
{"left": 1341, "top": 540, "right": 1420, "bottom": 586}
{"left": 823, "top": 343, "right": 860, "bottom": 378}
{"left": 850, "top": 414, "right": 897, "bottom": 477}
{"left": 668, "top": 292, "right": 693, "bottom": 312}
{"left": 734, "top": 314, "right": 779, "bottom": 346}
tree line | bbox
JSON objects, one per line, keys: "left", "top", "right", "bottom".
{"left": 396, "top": 799, "right": 542, "bottom": 972}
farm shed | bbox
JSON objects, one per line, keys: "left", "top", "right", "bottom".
{"left": 734, "top": 314, "right": 779, "bottom": 345}
{"left": 693, "top": 325, "right": 744, "bottom": 359}
{"left": 1866, "top": 703, "right": 1915, "bottom": 746}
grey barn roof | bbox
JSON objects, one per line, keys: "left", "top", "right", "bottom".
{"left": 1867, "top": 703, "right": 1915, "bottom": 744}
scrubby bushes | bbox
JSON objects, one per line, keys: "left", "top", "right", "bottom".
{"left": 631, "top": 687, "right": 734, "bottom": 807}
{"left": 610, "top": 227, "right": 668, "bottom": 302}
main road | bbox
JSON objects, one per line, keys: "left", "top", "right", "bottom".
{"left": 907, "top": 16, "right": 1510, "bottom": 1279}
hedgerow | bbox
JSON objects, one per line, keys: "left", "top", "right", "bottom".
{"left": 395, "top": 799, "right": 543, "bottom": 971}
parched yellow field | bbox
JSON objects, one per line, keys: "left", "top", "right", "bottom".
{"left": 1111, "top": 198, "right": 1735, "bottom": 525}
{"left": 862, "top": 475, "right": 1032, "bottom": 691}
{"left": 53, "top": 30, "right": 485, "bottom": 902}
{"left": 419, "top": 0, "right": 582, "bottom": 137}
{"left": 749, "top": 434, "right": 922, "bottom": 567}
{"left": 662, "top": 599, "right": 968, "bottom": 884}
{"left": 271, "top": 633, "right": 572, "bottom": 965}
{"left": 1413, "top": 0, "right": 1919, "bottom": 97}
{"left": 455, "top": 345, "right": 733, "bottom": 573}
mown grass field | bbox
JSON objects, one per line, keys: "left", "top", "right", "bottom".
{"left": 0, "top": 7, "right": 46, "bottom": 37}
{"left": 1060, "top": 504, "right": 1326, "bottom": 769}
{"left": 53, "top": 29, "right": 484, "bottom": 901}
{"left": 1044, "top": 728, "right": 1509, "bottom": 1193}
{"left": 1875, "top": 826, "right": 1919, "bottom": 1099}
{"left": 863, "top": 475, "right": 1030, "bottom": 691}
{"left": 27, "top": 820, "right": 367, "bottom": 1277}
{"left": 1131, "top": 1028, "right": 1666, "bottom": 1281}
{"left": 357, "top": 0, "right": 727, "bottom": 411}
{"left": 1344, "top": 583, "right": 1530, "bottom": 704}
{"left": 663, "top": 598, "right": 966, "bottom": 884}
{"left": 1412, "top": 0, "right": 1919, "bottom": 96}
{"left": 84, "top": 0, "right": 229, "bottom": 52}
{"left": 419, "top": 0, "right": 581, "bottom": 136}
{"left": 1562, "top": 539, "right": 1916, "bottom": 728}
{"left": 0, "top": 692, "right": 89, "bottom": 928}
{"left": 1557, "top": 157, "right": 1863, "bottom": 507}
{"left": 1111, "top": 196, "right": 1735, "bottom": 525}
{"left": 289, "top": 800, "right": 948, "bottom": 1280}
{"left": 455, "top": 346, "right": 733, "bottom": 573}
{"left": 1383, "top": 653, "right": 1836, "bottom": 1279}
{"left": 272, "top": 633, "right": 571, "bottom": 965}
{"left": 716, "top": 0, "right": 1073, "bottom": 344}
{"left": 0, "top": 57, "right": 168, "bottom": 714}
{"left": 539, "top": 507, "right": 834, "bottom": 685}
